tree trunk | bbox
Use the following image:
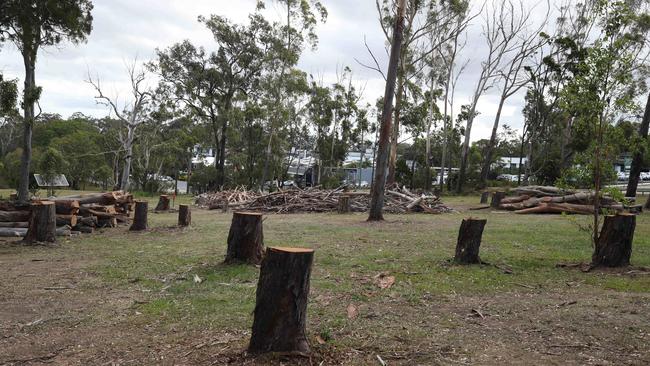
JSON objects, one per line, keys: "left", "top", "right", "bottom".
{"left": 454, "top": 218, "right": 487, "bottom": 264}
{"left": 129, "top": 200, "right": 148, "bottom": 231}
{"left": 155, "top": 195, "right": 170, "bottom": 211}
{"left": 120, "top": 127, "right": 134, "bottom": 191}
{"left": 480, "top": 191, "right": 490, "bottom": 204}
{"left": 178, "top": 204, "right": 191, "bottom": 226}
{"left": 18, "top": 52, "right": 36, "bottom": 204}
{"left": 225, "top": 212, "right": 264, "bottom": 265}
{"left": 387, "top": 70, "right": 405, "bottom": 186}
{"left": 456, "top": 111, "right": 476, "bottom": 194}
{"left": 625, "top": 92, "right": 650, "bottom": 197}
{"left": 337, "top": 195, "right": 351, "bottom": 214}
{"left": 491, "top": 191, "right": 506, "bottom": 208}
{"left": 0, "top": 222, "right": 29, "bottom": 228}
{"left": 23, "top": 201, "right": 56, "bottom": 244}
{"left": 248, "top": 246, "right": 314, "bottom": 355}
{"left": 368, "top": 0, "right": 407, "bottom": 221}
{"left": 592, "top": 213, "right": 636, "bottom": 267}
{"left": 480, "top": 96, "right": 506, "bottom": 186}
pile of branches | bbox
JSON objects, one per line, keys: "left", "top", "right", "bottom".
{"left": 196, "top": 186, "right": 453, "bottom": 214}
{"left": 497, "top": 186, "right": 624, "bottom": 215}
{"left": 0, "top": 191, "right": 134, "bottom": 238}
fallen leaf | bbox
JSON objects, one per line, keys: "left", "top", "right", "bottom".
{"left": 346, "top": 304, "right": 358, "bottom": 319}
{"left": 374, "top": 272, "right": 395, "bottom": 289}
{"left": 315, "top": 335, "right": 326, "bottom": 345}
{"left": 193, "top": 274, "right": 203, "bottom": 284}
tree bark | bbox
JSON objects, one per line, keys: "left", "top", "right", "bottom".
{"left": 454, "top": 218, "right": 487, "bottom": 264}
{"left": 337, "top": 195, "right": 351, "bottom": 214}
{"left": 18, "top": 49, "right": 36, "bottom": 204}
{"left": 368, "top": 0, "right": 407, "bottom": 221}
{"left": 0, "top": 222, "right": 29, "bottom": 228}
{"left": 480, "top": 96, "right": 507, "bottom": 186}
{"left": 480, "top": 191, "right": 490, "bottom": 204}
{"left": 129, "top": 200, "right": 148, "bottom": 231}
{"left": 592, "top": 213, "right": 635, "bottom": 267}
{"left": 387, "top": 70, "right": 405, "bottom": 186}
{"left": 249, "top": 246, "right": 314, "bottom": 355}
{"left": 155, "top": 194, "right": 170, "bottom": 211}
{"left": 625, "top": 92, "right": 650, "bottom": 197}
{"left": 178, "top": 204, "right": 191, "bottom": 226}
{"left": 225, "top": 212, "right": 264, "bottom": 265}
{"left": 23, "top": 201, "right": 56, "bottom": 244}
{"left": 0, "top": 210, "right": 30, "bottom": 222}
{"left": 490, "top": 191, "right": 506, "bottom": 208}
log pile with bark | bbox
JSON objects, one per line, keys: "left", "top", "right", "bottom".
{"left": 196, "top": 186, "right": 453, "bottom": 214}
{"left": 496, "top": 186, "right": 626, "bottom": 215}
{"left": 0, "top": 191, "right": 134, "bottom": 238}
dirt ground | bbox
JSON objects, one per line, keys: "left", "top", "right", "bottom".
{"left": 1, "top": 199, "right": 649, "bottom": 365}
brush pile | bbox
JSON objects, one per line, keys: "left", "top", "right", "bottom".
{"left": 196, "top": 186, "right": 453, "bottom": 214}
{"left": 0, "top": 191, "right": 134, "bottom": 238}
{"left": 496, "top": 186, "right": 625, "bottom": 214}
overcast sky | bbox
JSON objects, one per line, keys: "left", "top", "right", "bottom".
{"left": 0, "top": 0, "right": 548, "bottom": 142}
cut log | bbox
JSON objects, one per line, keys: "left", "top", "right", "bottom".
{"left": 73, "top": 225, "right": 94, "bottom": 234}
{"left": 178, "top": 204, "right": 191, "bottom": 226}
{"left": 51, "top": 200, "right": 80, "bottom": 215}
{"left": 490, "top": 191, "right": 506, "bottom": 208}
{"left": 23, "top": 201, "right": 57, "bottom": 244}
{"left": 0, "top": 210, "right": 30, "bottom": 222}
{"left": 454, "top": 218, "right": 487, "bottom": 264}
{"left": 0, "top": 226, "right": 70, "bottom": 238}
{"left": 249, "top": 246, "right": 314, "bottom": 355}
{"left": 480, "top": 191, "right": 490, "bottom": 204}
{"left": 514, "top": 202, "right": 595, "bottom": 215}
{"left": 98, "top": 217, "right": 118, "bottom": 228}
{"left": 155, "top": 195, "right": 170, "bottom": 211}
{"left": 56, "top": 214, "right": 78, "bottom": 227}
{"left": 337, "top": 195, "right": 351, "bottom": 214}
{"left": 500, "top": 195, "right": 530, "bottom": 204}
{"left": 0, "top": 221, "right": 29, "bottom": 228}
{"left": 592, "top": 213, "right": 636, "bottom": 267}
{"left": 129, "top": 200, "right": 148, "bottom": 231}
{"left": 53, "top": 191, "right": 121, "bottom": 205}
{"left": 225, "top": 212, "right": 264, "bottom": 264}
{"left": 78, "top": 216, "right": 98, "bottom": 227}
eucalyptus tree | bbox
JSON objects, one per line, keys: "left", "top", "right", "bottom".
{"left": 0, "top": 73, "right": 19, "bottom": 158}
{"left": 0, "top": 0, "right": 93, "bottom": 202}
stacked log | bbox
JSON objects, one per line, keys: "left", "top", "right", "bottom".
{"left": 495, "top": 186, "right": 626, "bottom": 215}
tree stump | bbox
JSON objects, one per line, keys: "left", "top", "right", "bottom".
{"left": 129, "top": 200, "right": 148, "bottom": 231}
{"left": 490, "top": 191, "right": 506, "bottom": 208}
{"left": 155, "top": 195, "right": 170, "bottom": 211}
{"left": 480, "top": 191, "right": 490, "bottom": 204}
{"left": 225, "top": 212, "right": 264, "bottom": 264}
{"left": 178, "top": 204, "right": 191, "bottom": 226}
{"left": 249, "top": 246, "right": 314, "bottom": 355}
{"left": 23, "top": 201, "right": 57, "bottom": 244}
{"left": 454, "top": 218, "right": 487, "bottom": 264}
{"left": 592, "top": 213, "right": 636, "bottom": 267}
{"left": 337, "top": 195, "right": 351, "bottom": 214}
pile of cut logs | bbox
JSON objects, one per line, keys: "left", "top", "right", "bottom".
{"left": 196, "top": 186, "right": 453, "bottom": 214}
{"left": 0, "top": 191, "right": 133, "bottom": 238}
{"left": 492, "top": 186, "right": 626, "bottom": 214}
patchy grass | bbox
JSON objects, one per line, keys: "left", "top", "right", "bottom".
{"left": 0, "top": 193, "right": 649, "bottom": 365}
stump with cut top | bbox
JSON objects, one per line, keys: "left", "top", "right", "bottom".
{"left": 23, "top": 201, "right": 57, "bottom": 244}
{"left": 480, "top": 191, "right": 490, "bottom": 204}
{"left": 490, "top": 191, "right": 506, "bottom": 208}
{"left": 454, "top": 217, "right": 487, "bottom": 264}
{"left": 337, "top": 195, "right": 351, "bottom": 214}
{"left": 249, "top": 246, "right": 314, "bottom": 355}
{"left": 225, "top": 212, "right": 264, "bottom": 265}
{"left": 129, "top": 200, "right": 148, "bottom": 231}
{"left": 592, "top": 213, "right": 636, "bottom": 267}
{"left": 155, "top": 194, "right": 170, "bottom": 211}
{"left": 178, "top": 204, "right": 191, "bottom": 226}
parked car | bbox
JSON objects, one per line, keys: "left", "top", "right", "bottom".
{"left": 641, "top": 172, "right": 650, "bottom": 181}
{"left": 617, "top": 171, "right": 630, "bottom": 181}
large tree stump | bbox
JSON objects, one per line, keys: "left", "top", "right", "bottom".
{"left": 337, "top": 195, "right": 351, "bottom": 214}
{"left": 225, "top": 212, "right": 264, "bottom": 264}
{"left": 454, "top": 218, "right": 487, "bottom": 264}
{"left": 178, "top": 204, "right": 191, "bottom": 226}
{"left": 249, "top": 247, "right": 314, "bottom": 355}
{"left": 592, "top": 213, "right": 636, "bottom": 267}
{"left": 490, "top": 191, "right": 506, "bottom": 208}
{"left": 23, "top": 201, "right": 57, "bottom": 244}
{"left": 480, "top": 191, "right": 490, "bottom": 204}
{"left": 155, "top": 195, "right": 170, "bottom": 211}
{"left": 129, "top": 200, "right": 148, "bottom": 231}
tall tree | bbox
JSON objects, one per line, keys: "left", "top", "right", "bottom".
{"left": 0, "top": 0, "right": 93, "bottom": 202}
{"left": 625, "top": 92, "right": 650, "bottom": 197}
{"left": 369, "top": 0, "right": 407, "bottom": 221}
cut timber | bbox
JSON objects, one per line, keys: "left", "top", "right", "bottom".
{"left": 98, "top": 217, "right": 117, "bottom": 228}
{"left": 514, "top": 202, "right": 595, "bottom": 215}
{"left": 129, "top": 200, "right": 148, "bottom": 231}
{"left": 178, "top": 204, "right": 191, "bottom": 226}
{"left": 480, "top": 191, "right": 490, "bottom": 204}
{"left": 490, "top": 191, "right": 506, "bottom": 208}
{"left": 592, "top": 213, "right": 636, "bottom": 267}
{"left": 24, "top": 201, "right": 57, "bottom": 244}
{"left": 500, "top": 195, "right": 530, "bottom": 204}
{"left": 49, "top": 200, "right": 80, "bottom": 215}
{"left": 53, "top": 191, "right": 121, "bottom": 205}
{"left": 155, "top": 195, "right": 170, "bottom": 211}
{"left": 0, "top": 221, "right": 29, "bottom": 228}
{"left": 56, "top": 214, "right": 78, "bottom": 227}
{"left": 0, "top": 210, "right": 30, "bottom": 222}
{"left": 249, "top": 246, "right": 314, "bottom": 355}
{"left": 78, "top": 216, "right": 98, "bottom": 227}
{"left": 225, "top": 212, "right": 264, "bottom": 265}
{"left": 0, "top": 227, "right": 71, "bottom": 238}
{"left": 454, "top": 218, "right": 487, "bottom": 264}
{"left": 337, "top": 195, "right": 351, "bottom": 214}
